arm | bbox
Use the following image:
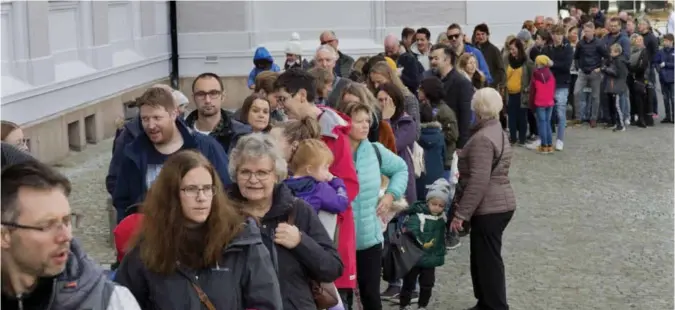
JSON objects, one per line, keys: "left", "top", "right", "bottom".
{"left": 454, "top": 137, "right": 495, "bottom": 221}
{"left": 291, "top": 202, "right": 344, "bottom": 282}
{"left": 602, "top": 61, "right": 618, "bottom": 77}
{"left": 242, "top": 243, "right": 284, "bottom": 310}
{"left": 328, "top": 134, "right": 359, "bottom": 202}
{"left": 106, "top": 143, "right": 126, "bottom": 196}
{"left": 528, "top": 76, "right": 536, "bottom": 109}
{"left": 456, "top": 79, "right": 476, "bottom": 149}
{"left": 317, "top": 179, "right": 349, "bottom": 214}
{"left": 473, "top": 49, "right": 493, "bottom": 84}
{"left": 114, "top": 247, "right": 150, "bottom": 308}
{"left": 392, "top": 118, "right": 417, "bottom": 152}
{"left": 404, "top": 94, "right": 421, "bottom": 130}
{"left": 665, "top": 51, "right": 675, "bottom": 69}
{"left": 551, "top": 45, "right": 574, "bottom": 73}
{"left": 376, "top": 143, "right": 408, "bottom": 200}
{"left": 492, "top": 48, "right": 506, "bottom": 88}
{"left": 112, "top": 158, "right": 136, "bottom": 214}
{"left": 247, "top": 70, "right": 256, "bottom": 89}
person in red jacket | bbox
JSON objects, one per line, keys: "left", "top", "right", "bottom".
{"left": 529, "top": 55, "right": 557, "bottom": 154}
{"left": 273, "top": 69, "right": 360, "bottom": 294}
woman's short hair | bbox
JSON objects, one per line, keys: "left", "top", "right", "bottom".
{"left": 254, "top": 71, "right": 280, "bottom": 95}
{"left": 228, "top": 133, "right": 288, "bottom": 181}
{"left": 238, "top": 93, "right": 270, "bottom": 124}
{"left": 336, "top": 82, "right": 379, "bottom": 115}
{"left": 1, "top": 120, "right": 20, "bottom": 141}
{"left": 419, "top": 77, "right": 445, "bottom": 103}
{"left": 376, "top": 82, "right": 406, "bottom": 121}
{"left": 133, "top": 150, "right": 243, "bottom": 274}
{"left": 367, "top": 61, "right": 411, "bottom": 97}
{"left": 472, "top": 88, "right": 503, "bottom": 119}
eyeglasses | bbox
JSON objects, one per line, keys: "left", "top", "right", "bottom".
{"left": 275, "top": 92, "right": 296, "bottom": 106}
{"left": 194, "top": 90, "right": 222, "bottom": 101}
{"left": 237, "top": 169, "right": 273, "bottom": 182}
{"left": 180, "top": 185, "right": 215, "bottom": 198}
{"left": 448, "top": 34, "right": 461, "bottom": 40}
{"left": 1, "top": 213, "right": 82, "bottom": 234}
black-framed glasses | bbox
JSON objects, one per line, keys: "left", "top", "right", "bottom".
{"left": 275, "top": 91, "right": 297, "bottom": 106}
{"left": 181, "top": 185, "right": 215, "bottom": 198}
{"left": 237, "top": 169, "right": 273, "bottom": 182}
{"left": 1, "top": 213, "right": 82, "bottom": 233}
{"left": 194, "top": 90, "right": 222, "bottom": 101}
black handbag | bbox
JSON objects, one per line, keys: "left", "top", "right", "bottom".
{"left": 382, "top": 226, "right": 425, "bottom": 282}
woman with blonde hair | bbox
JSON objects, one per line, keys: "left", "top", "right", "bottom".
{"left": 115, "top": 150, "right": 283, "bottom": 309}
{"left": 337, "top": 83, "right": 397, "bottom": 153}
{"left": 449, "top": 87, "right": 515, "bottom": 310}
{"left": 367, "top": 61, "right": 421, "bottom": 135}
{"left": 457, "top": 53, "right": 487, "bottom": 90}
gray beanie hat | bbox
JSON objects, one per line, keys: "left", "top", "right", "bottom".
{"left": 1, "top": 142, "right": 36, "bottom": 169}
{"left": 516, "top": 29, "right": 532, "bottom": 42}
{"left": 426, "top": 178, "right": 452, "bottom": 203}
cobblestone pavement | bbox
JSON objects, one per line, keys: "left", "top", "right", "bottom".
{"left": 58, "top": 120, "right": 673, "bottom": 310}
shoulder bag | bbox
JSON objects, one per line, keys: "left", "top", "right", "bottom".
{"left": 177, "top": 269, "right": 216, "bottom": 310}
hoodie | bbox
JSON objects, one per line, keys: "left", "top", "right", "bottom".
{"left": 316, "top": 106, "right": 359, "bottom": 289}
{"left": 415, "top": 121, "right": 446, "bottom": 200}
{"left": 248, "top": 47, "right": 281, "bottom": 88}
{"left": 1, "top": 240, "right": 141, "bottom": 310}
{"left": 283, "top": 176, "right": 349, "bottom": 214}
{"left": 529, "top": 67, "right": 556, "bottom": 108}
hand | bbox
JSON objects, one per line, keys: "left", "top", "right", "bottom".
{"left": 456, "top": 149, "right": 463, "bottom": 155}
{"left": 423, "top": 239, "right": 435, "bottom": 249}
{"left": 382, "top": 97, "right": 396, "bottom": 120}
{"left": 593, "top": 68, "right": 601, "bottom": 73}
{"left": 274, "top": 223, "right": 301, "bottom": 249}
{"left": 661, "top": 62, "right": 666, "bottom": 68}
{"left": 376, "top": 193, "right": 394, "bottom": 216}
{"left": 450, "top": 217, "right": 464, "bottom": 233}
{"left": 396, "top": 67, "right": 403, "bottom": 77}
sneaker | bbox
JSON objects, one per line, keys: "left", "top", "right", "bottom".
{"left": 625, "top": 118, "right": 631, "bottom": 125}
{"left": 526, "top": 134, "right": 538, "bottom": 142}
{"left": 446, "top": 233, "right": 462, "bottom": 250}
{"left": 410, "top": 292, "right": 419, "bottom": 303}
{"left": 555, "top": 140, "right": 564, "bottom": 151}
{"left": 525, "top": 139, "right": 541, "bottom": 150}
{"left": 660, "top": 118, "right": 672, "bottom": 124}
{"left": 653, "top": 114, "right": 659, "bottom": 119}
{"left": 381, "top": 285, "right": 401, "bottom": 300}
{"left": 613, "top": 125, "right": 625, "bottom": 132}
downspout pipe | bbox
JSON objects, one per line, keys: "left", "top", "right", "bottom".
{"left": 169, "top": 0, "right": 179, "bottom": 89}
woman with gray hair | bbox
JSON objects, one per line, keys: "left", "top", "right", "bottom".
{"left": 448, "top": 88, "right": 516, "bottom": 310}
{"left": 227, "top": 132, "right": 343, "bottom": 309}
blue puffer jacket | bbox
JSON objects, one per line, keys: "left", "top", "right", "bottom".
{"left": 654, "top": 47, "right": 675, "bottom": 84}
{"left": 352, "top": 141, "right": 408, "bottom": 250}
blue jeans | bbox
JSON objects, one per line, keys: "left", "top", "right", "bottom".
{"left": 535, "top": 107, "right": 553, "bottom": 146}
{"left": 507, "top": 93, "right": 528, "bottom": 144}
{"left": 619, "top": 90, "right": 630, "bottom": 121}
{"left": 554, "top": 88, "right": 568, "bottom": 141}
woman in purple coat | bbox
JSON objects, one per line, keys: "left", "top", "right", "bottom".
{"left": 376, "top": 83, "right": 417, "bottom": 203}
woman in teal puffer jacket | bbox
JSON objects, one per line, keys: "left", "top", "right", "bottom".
{"left": 340, "top": 102, "right": 408, "bottom": 310}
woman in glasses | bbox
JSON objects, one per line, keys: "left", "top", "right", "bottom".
{"left": 227, "top": 133, "right": 343, "bottom": 310}
{"left": 114, "top": 150, "right": 283, "bottom": 310}
{"left": 1, "top": 120, "right": 29, "bottom": 152}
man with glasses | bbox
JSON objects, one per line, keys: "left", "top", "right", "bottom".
{"left": 184, "top": 72, "right": 251, "bottom": 152}
{"left": 446, "top": 23, "right": 493, "bottom": 85}
{"left": 112, "top": 86, "right": 231, "bottom": 223}
{"left": 1, "top": 160, "right": 141, "bottom": 309}
{"left": 318, "top": 30, "right": 354, "bottom": 78}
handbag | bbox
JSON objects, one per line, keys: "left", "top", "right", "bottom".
{"left": 272, "top": 205, "right": 339, "bottom": 309}
{"left": 381, "top": 224, "right": 425, "bottom": 282}
{"left": 177, "top": 269, "right": 216, "bottom": 310}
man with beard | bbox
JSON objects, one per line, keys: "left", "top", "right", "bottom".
{"left": 112, "top": 87, "right": 230, "bottom": 223}
{"left": 1, "top": 161, "right": 140, "bottom": 310}
{"left": 473, "top": 23, "right": 505, "bottom": 89}
{"left": 446, "top": 24, "right": 493, "bottom": 85}
{"left": 184, "top": 72, "right": 251, "bottom": 153}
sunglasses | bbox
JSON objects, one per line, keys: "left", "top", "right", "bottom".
{"left": 448, "top": 34, "right": 461, "bottom": 40}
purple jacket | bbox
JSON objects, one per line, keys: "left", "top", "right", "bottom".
{"left": 390, "top": 114, "right": 417, "bottom": 203}
{"left": 283, "top": 176, "right": 349, "bottom": 214}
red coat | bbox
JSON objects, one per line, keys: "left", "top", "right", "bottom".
{"left": 529, "top": 67, "right": 556, "bottom": 109}
{"left": 317, "top": 106, "right": 360, "bottom": 289}
{"left": 113, "top": 213, "right": 144, "bottom": 262}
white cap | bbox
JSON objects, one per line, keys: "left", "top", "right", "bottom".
{"left": 285, "top": 32, "right": 303, "bottom": 55}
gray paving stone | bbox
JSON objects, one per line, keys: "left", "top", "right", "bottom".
{"left": 57, "top": 120, "right": 674, "bottom": 310}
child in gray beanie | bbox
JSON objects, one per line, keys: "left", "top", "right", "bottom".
{"left": 398, "top": 178, "right": 450, "bottom": 309}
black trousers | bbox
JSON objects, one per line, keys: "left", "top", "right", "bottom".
{"left": 400, "top": 266, "right": 435, "bottom": 308}
{"left": 527, "top": 109, "right": 538, "bottom": 136}
{"left": 339, "top": 243, "right": 383, "bottom": 310}
{"left": 470, "top": 211, "right": 514, "bottom": 310}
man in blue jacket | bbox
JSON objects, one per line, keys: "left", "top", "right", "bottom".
{"left": 573, "top": 22, "right": 608, "bottom": 127}
{"left": 446, "top": 23, "right": 493, "bottom": 85}
{"left": 112, "top": 87, "right": 230, "bottom": 223}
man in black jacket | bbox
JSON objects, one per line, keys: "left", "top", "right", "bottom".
{"left": 573, "top": 22, "right": 608, "bottom": 127}
{"left": 429, "top": 44, "right": 474, "bottom": 150}
{"left": 549, "top": 25, "right": 574, "bottom": 151}
{"left": 473, "top": 23, "right": 505, "bottom": 89}
{"left": 639, "top": 18, "right": 661, "bottom": 116}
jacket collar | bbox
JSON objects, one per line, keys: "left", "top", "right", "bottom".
{"left": 470, "top": 118, "right": 500, "bottom": 135}
{"left": 184, "top": 108, "right": 232, "bottom": 137}
{"left": 229, "top": 184, "right": 296, "bottom": 221}
{"left": 51, "top": 239, "right": 106, "bottom": 308}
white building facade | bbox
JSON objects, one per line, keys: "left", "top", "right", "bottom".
{"left": 0, "top": 0, "right": 557, "bottom": 162}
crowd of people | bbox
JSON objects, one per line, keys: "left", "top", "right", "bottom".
{"left": 1, "top": 5, "right": 672, "bottom": 310}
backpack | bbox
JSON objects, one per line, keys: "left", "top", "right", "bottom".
{"left": 407, "top": 142, "right": 425, "bottom": 178}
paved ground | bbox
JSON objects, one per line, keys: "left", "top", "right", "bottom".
{"left": 57, "top": 117, "right": 673, "bottom": 309}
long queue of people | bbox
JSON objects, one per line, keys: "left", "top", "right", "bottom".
{"left": 3, "top": 8, "right": 671, "bottom": 309}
